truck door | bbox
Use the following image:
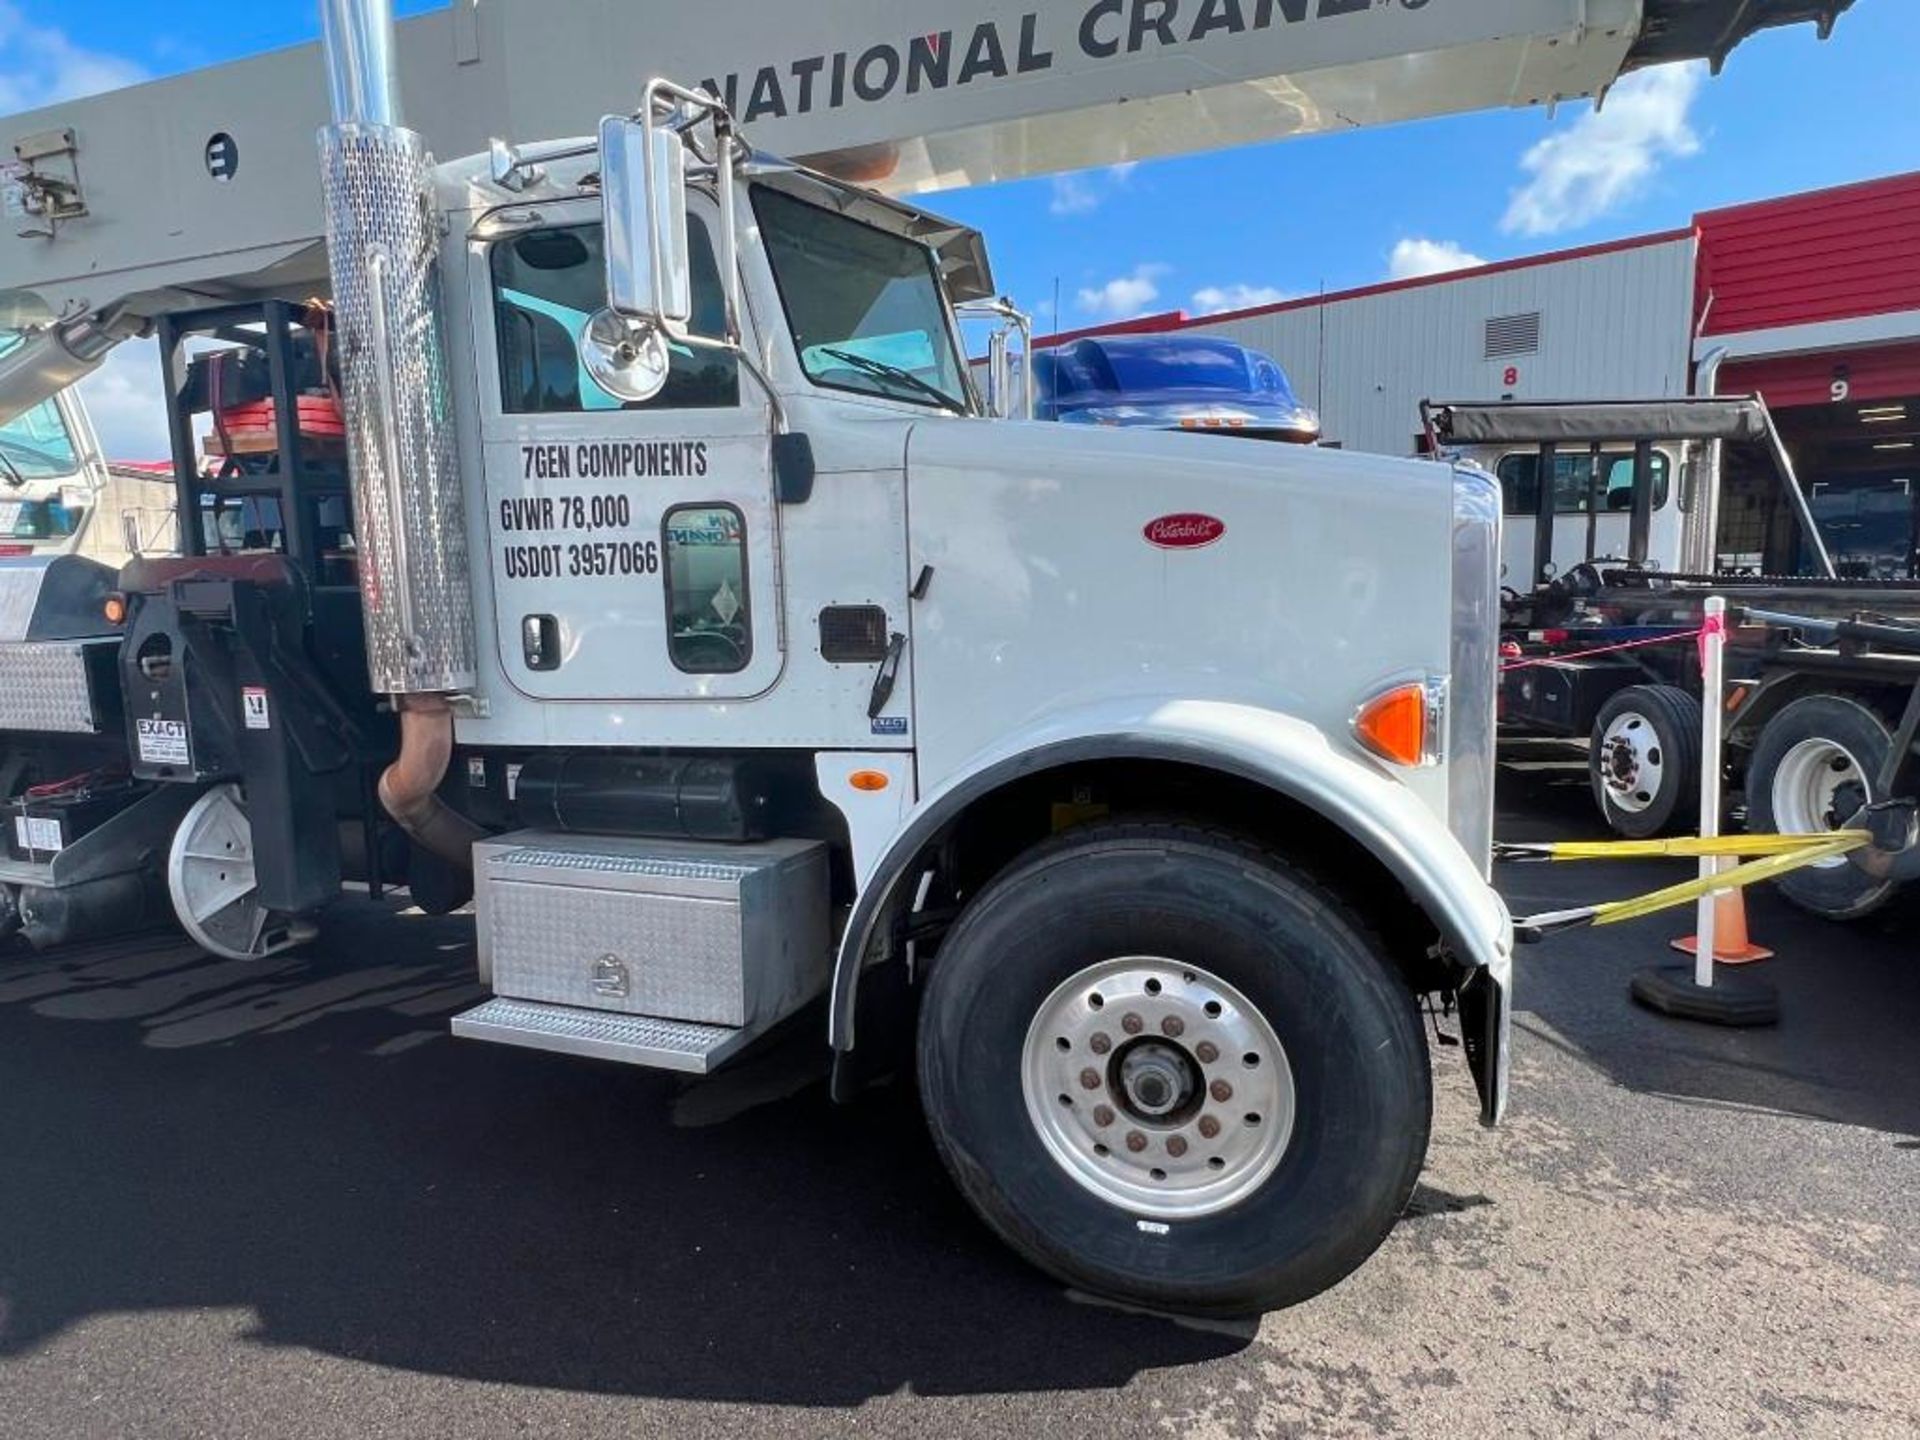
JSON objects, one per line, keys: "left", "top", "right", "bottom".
{"left": 470, "top": 201, "right": 782, "bottom": 701}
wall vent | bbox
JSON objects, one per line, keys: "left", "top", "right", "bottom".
{"left": 1484, "top": 312, "right": 1542, "bottom": 359}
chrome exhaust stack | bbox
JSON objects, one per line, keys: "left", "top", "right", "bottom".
{"left": 318, "top": 0, "right": 480, "bottom": 865}
{"left": 317, "top": 0, "right": 476, "bottom": 696}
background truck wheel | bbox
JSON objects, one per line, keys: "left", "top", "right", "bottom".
{"left": 1748, "top": 694, "right": 1905, "bottom": 920}
{"left": 1590, "top": 685, "right": 1702, "bottom": 838}
{"left": 167, "top": 783, "right": 317, "bottom": 960}
{"left": 916, "top": 823, "right": 1430, "bottom": 1317}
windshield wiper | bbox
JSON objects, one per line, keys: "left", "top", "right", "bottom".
{"left": 818, "top": 347, "right": 967, "bottom": 415}
{"left": 0, "top": 444, "right": 26, "bottom": 489}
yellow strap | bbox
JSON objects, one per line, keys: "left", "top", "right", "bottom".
{"left": 1585, "top": 833, "right": 1869, "bottom": 927}
{"left": 1532, "top": 831, "right": 1860, "bottom": 862}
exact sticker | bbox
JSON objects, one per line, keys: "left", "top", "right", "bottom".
{"left": 505, "top": 762, "right": 524, "bottom": 801}
{"left": 241, "top": 686, "right": 271, "bottom": 730}
{"left": 136, "top": 718, "right": 191, "bottom": 766}
{"left": 870, "top": 716, "right": 908, "bottom": 736}
{"left": 13, "top": 814, "right": 63, "bottom": 854}
{"left": 467, "top": 756, "right": 488, "bottom": 787}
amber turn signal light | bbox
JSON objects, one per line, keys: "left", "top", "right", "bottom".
{"left": 848, "top": 770, "right": 890, "bottom": 792}
{"left": 1353, "top": 683, "right": 1434, "bottom": 768}
{"left": 103, "top": 593, "right": 128, "bottom": 625}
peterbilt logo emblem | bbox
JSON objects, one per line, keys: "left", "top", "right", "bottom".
{"left": 591, "top": 954, "right": 631, "bottom": 999}
{"left": 1143, "top": 513, "right": 1226, "bottom": 550}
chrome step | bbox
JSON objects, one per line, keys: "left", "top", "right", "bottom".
{"left": 450, "top": 996, "right": 750, "bottom": 1073}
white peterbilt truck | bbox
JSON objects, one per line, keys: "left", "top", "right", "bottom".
{"left": 0, "top": 0, "right": 1845, "bottom": 1315}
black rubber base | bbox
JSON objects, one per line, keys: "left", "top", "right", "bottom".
{"left": 1629, "top": 964, "right": 1780, "bottom": 1027}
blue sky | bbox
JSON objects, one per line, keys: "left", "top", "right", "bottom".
{"left": 5, "top": 1, "right": 1914, "bottom": 455}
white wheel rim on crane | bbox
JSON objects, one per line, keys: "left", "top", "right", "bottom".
{"left": 166, "top": 783, "right": 315, "bottom": 960}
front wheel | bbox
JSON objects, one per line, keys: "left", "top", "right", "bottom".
{"left": 917, "top": 824, "right": 1430, "bottom": 1317}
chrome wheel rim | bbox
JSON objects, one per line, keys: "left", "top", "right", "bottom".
{"left": 167, "top": 784, "right": 313, "bottom": 960}
{"left": 1021, "top": 957, "right": 1294, "bottom": 1220}
{"left": 1598, "top": 710, "right": 1664, "bottom": 814}
{"left": 1772, "top": 737, "right": 1870, "bottom": 871}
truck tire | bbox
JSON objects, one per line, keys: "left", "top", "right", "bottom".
{"left": 916, "top": 823, "right": 1430, "bottom": 1317}
{"left": 1590, "top": 685, "right": 1702, "bottom": 838}
{"left": 1748, "top": 694, "right": 1905, "bottom": 920}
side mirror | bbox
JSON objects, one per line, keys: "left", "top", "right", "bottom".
{"left": 598, "top": 114, "right": 691, "bottom": 330}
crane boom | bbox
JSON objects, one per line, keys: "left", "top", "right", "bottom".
{"left": 0, "top": 0, "right": 1848, "bottom": 331}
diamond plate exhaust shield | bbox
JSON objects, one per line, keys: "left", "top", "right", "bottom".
{"left": 316, "top": 121, "right": 476, "bottom": 694}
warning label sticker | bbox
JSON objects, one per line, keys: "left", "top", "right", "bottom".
{"left": 136, "top": 718, "right": 191, "bottom": 766}
{"left": 242, "top": 686, "right": 271, "bottom": 730}
{"left": 13, "top": 814, "right": 63, "bottom": 854}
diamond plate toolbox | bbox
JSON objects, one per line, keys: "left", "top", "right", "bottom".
{"left": 474, "top": 831, "right": 830, "bottom": 1028}
{"left": 0, "top": 640, "right": 111, "bottom": 733}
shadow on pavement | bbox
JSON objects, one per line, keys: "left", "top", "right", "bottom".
{"left": 1496, "top": 748, "right": 1920, "bottom": 1139}
{"left": 0, "top": 898, "right": 1245, "bottom": 1401}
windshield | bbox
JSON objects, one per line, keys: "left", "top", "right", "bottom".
{"left": 1496, "top": 451, "right": 1672, "bottom": 515}
{"left": 753, "top": 185, "right": 969, "bottom": 412}
{"left": 0, "top": 400, "right": 81, "bottom": 483}
{"left": 0, "top": 334, "right": 82, "bottom": 482}
{"left": 1098, "top": 341, "right": 1292, "bottom": 399}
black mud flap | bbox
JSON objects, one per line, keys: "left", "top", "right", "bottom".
{"left": 1457, "top": 966, "right": 1510, "bottom": 1127}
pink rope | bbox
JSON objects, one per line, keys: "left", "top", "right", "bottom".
{"left": 1501, "top": 626, "right": 1707, "bottom": 673}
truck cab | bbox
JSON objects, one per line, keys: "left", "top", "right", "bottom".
{"left": 1, "top": 73, "right": 1510, "bottom": 1322}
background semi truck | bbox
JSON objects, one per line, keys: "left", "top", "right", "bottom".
{"left": 0, "top": 358, "right": 173, "bottom": 566}
{"left": 0, "top": 0, "right": 1851, "bottom": 1315}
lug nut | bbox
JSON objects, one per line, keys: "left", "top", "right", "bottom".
{"left": 1160, "top": 1016, "right": 1185, "bottom": 1038}
{"left": 1198, "top": 1115, "right": 1221, "bottom": 1139}
{"left": 1121, "top": 1012, "right": 1144, "bottom": 1036}
{"left": 1089, "top": 1033, "right": 1112, "bottom": 1055}
{"left": 1194, "top": 1040, "right": 1220, "bottom": 1064}
{"left": 1079, "top": 1068, "right": 1102, "bottom": 1090}
{"left": 1092, "top": 1105, "right": 1115, "bottom": 1127}
{"left": 1209, "top": 1079, "right": 1234, "bottom": 1102}
{"left": 1166, "top": 1135, "right": 1189, "bottom": 1158}
{"left": 1125, "top": 1131, "right": 1148, "bottom": 1153}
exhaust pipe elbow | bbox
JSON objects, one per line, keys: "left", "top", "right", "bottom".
{"left": 378, "top": 695, "right": 486, "bottom": 868}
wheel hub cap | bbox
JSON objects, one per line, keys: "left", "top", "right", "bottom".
{"left": 1773, "top": 737, "right": 1870, "bottom": 871}
{"left": 1599, "top": 711, "right": 1663, "bottom": 813}
{"left": 1021, "top": 957, "right": 1295, "bottom": 1220}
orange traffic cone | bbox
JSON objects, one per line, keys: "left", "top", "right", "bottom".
{"left": 1672, "top": 883, "right": 1774, "bottom": 965}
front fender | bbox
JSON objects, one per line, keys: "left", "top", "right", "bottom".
{"left": 830, "top": 699, "right": 1512, "bottom": 1120}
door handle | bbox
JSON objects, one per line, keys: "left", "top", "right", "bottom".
{"left": 867, "top": 632, "right": 906, "bottom": 719}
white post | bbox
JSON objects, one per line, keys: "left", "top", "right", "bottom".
{"left": 1694, "top": 595, "right": 1727, "bottom": 988}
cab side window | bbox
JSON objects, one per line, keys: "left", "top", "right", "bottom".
{"left": 491, "top": 220, "right": 738, "bottom": 413}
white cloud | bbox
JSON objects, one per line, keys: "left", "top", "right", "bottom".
{"left": 1502, "top": 61, "right": 1705, "bottom": 237}
{"left": 1191, "top": 284, "right": 1288, "bottom": 315}
{"left": 1076, "top": 263, "right": 1169, "bottom": 320}
{"left": 0, "top": 3, "right": 146, "bottom": 115}
{"left": 1049, "top": 174, "right": 1100, "bottom": 217}
{"left": 1048, "top": 161, "right": 1140, "bottom": 217}
{"left": 1388, "top": 238, "right": 1488, "bottom": 281}
{"left": 75, "top": 338, "right": 171, "bottom": 461}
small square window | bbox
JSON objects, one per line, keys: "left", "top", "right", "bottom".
{"left": 663, "top": 504, "right": 751, "bottom": 674}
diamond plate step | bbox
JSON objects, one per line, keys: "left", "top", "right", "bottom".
{"left": 451, "top": 997, "right": 750, "bottom": 1073}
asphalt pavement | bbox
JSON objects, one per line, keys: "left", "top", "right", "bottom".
{"left": 1, "top": 752, "right": 1916, "bottom": 1438}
